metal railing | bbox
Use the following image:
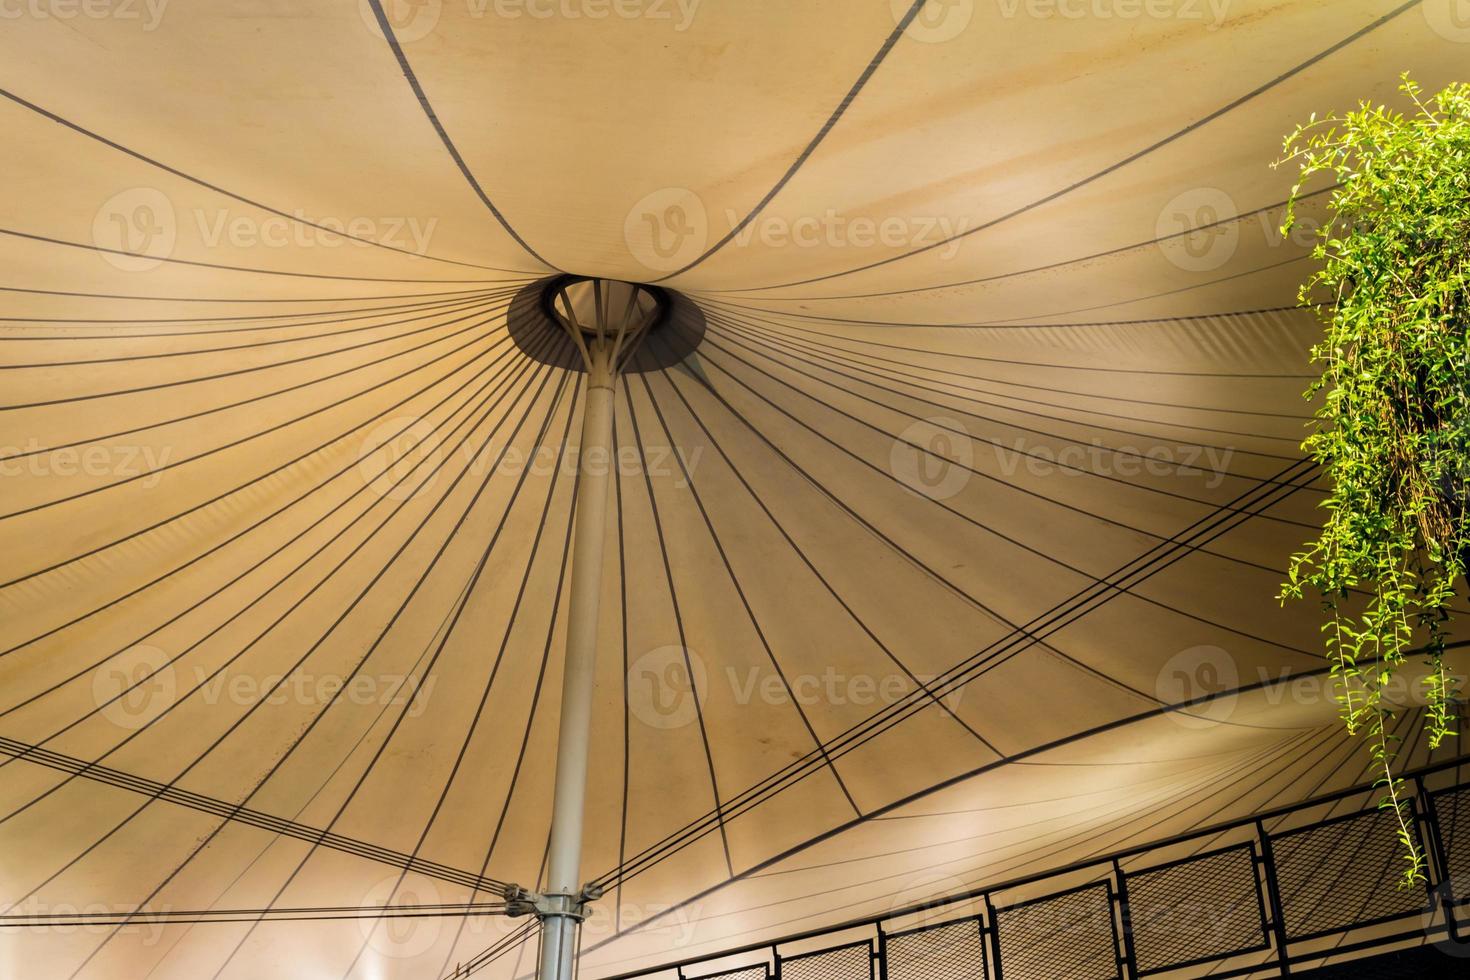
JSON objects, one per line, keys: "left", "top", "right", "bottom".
{"left": 603, "top": 756, "right": 1470, "bottom": 980}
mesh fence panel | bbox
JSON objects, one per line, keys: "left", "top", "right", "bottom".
{"left": 1433, "top": 786, "right": 1469, "bottom": 902}
{"left": 1126, "top": 846, "right": 1267, "bottom": 973}
{"left": 778, "top": 942, "right": 871, "bottom": 980}
{"left": 616, "top": 777, "right": 1470, "bottom": 980}
{"left": 995, "top": 884, "right": 1119, "bottom": 980}
{"left": 884, "top": 917, "right": 986, "bottom": 980}
{"left": 1271, "top": 808, "right": 1428, "bottom": 939}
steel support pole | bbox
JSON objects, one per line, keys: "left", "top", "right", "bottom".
{"left": 539, "top": 343, "right": 616, "bottom": 980}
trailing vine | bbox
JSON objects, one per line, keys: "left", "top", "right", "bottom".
{"left": 1277, "top": 75, "right": 1469, "bottom": 886}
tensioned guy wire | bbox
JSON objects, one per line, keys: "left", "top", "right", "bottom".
{"left": 333, "top": 367, "right": 587, "bottom": 980}
{"left": 584, "top": 446, "right": 1319, "bottom": 898}
{"left": 0, "top": 342, "right": 568, "bottom": 812}
{"left": 0, "top": 372, "right": 585, "bottom": 925}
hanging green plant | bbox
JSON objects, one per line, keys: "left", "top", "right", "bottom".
{"left": 1277, "top": 74, "right": 1469, "bottom": 887}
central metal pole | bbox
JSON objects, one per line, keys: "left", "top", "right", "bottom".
{"left": 539, "top": 340, "right": 616, "bottom": 980}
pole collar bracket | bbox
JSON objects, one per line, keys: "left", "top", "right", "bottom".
{"left": 504, "top": 883, "right": 605, "bottom": 923}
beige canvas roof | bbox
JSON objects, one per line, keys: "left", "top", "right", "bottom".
{"left": 1, "top": 2, "right": 1468, "bottom": 977}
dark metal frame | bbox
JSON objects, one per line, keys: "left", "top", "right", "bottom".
{"left": 1424, "top": 780, "right": 1466, "bottom": 947}
{"left": 1267, "top": 805, "right": 1436, "bottom": 943}
{"left": 774, "top": 938, "right": 874, "bottom": 980}
{"left": 992, "top": 880, "right": 1121, "bottom": 980}
{"left": 680, "top": 965, "right": 771, "bottom": 980}
{"left": 1122, "top": 842, "right": 1272, "bottom": 976}
{"left": 877, "top": 914, "right": 988, "bottom": 980}
{"left": 609, "top": 757, "right": 1470, "bottom": 980}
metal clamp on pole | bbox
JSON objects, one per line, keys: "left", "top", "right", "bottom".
{"left": 512, "top": 880, "right": 609, "bottom": 978}
{"left": 505, "top": 883, "right": 606, "bottom": 923}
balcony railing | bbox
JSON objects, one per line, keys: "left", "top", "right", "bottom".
{"left": 603, "top": 756, "right": 1470, "bottom": 980}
